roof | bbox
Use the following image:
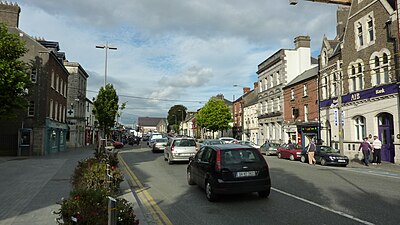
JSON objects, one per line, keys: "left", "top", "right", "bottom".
{"left": 285, "top": 66, "right": 318, "bottom": 88}
{"left": 138, "top": 117, "right": 165, "bottom": 127}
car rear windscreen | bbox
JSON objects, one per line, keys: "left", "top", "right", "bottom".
{"left": 174, "top": 139, "right": 196, "bottom": 147}
{"left": 222, "top": 149, "right": 262, "bottom": 164}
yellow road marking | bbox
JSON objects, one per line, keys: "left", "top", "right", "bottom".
{"left": 119, "top": 154, "right": 173, "bottom": 225}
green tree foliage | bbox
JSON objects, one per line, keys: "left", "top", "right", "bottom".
{"left": 93, "top": 84, "right": 119, "bottom": 137}
{"left": 0, "top": 23, "right": 31, "bottom": 119}
{"left": 167, "top": 105, "right": 187, "bottom": 132}
{"left": 196, "top": 98, "right": 231, "bottom": 133}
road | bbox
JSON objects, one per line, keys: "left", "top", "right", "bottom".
{"left": 119, "top": 143, "right": 400, "bottom": 225}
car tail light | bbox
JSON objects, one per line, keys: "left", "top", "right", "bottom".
{"left": 171, "top": 144, "right": 174, "bottom": 152}
{"left": 196, "top": 146, "right": 198, "bottom": 151}
{"left": 215, "top": 150, "right": 221, "bottom": 172}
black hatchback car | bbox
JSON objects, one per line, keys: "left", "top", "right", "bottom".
{"left": 187, "top": 144, "right": 271, "bottom": 202}
{"left": 300, "top": 145, "right": 349, "bottom": 167}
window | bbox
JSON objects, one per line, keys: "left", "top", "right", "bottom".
{"left": 271, "top": 98, "right": 275, "bottom": 112}
{"left": 277, "top": 97, "right": 281, "bottom": 111}
{"left": 304, "top": 104, "right": 308, "bottom": 122}
{"left": 374, "top": 56, "right": 381, "bottom": 85}
{"left": 354, "top": 116, "right": 366, "bottom": 141}
{"left": 55, "top": 102, "right": 58, "bottom": 121}
{"left": 383, "top": 53, "right": 390, "bottom": 83}
{"left": 62, "top": 105, "right": 65, "bottom": 122}
{"left": 357, "top": 23, "right": 363, "bottom": 46}
{"left": 59, "top": 104, "right": 62, "bottom": 122}
{"left": 332, "top": 73, "right": 338, "bottom": 97}
{"left": 55, "top": 75, "right": 59, "bottom": 92}
{"left": 291, "top": 89, "right": 295, "bottom": 100}
{"left": 349, "top": 62, "right": 364, "bottom": 92}
{"left": 276, "top": 71, "right": 280, "bottom": 84}
{"left": 303, "top": 84, "right": 308, "bottom": 96}
{"left": 51, "top": 71, "right": 55, "bottom": 88}
{"left": 30, "top": 68, "right": 37, "bottom": 83}
{"left": 28, "top": 101, "right": 34, "bottom": 116}
{"left": 322, "top": 76, "right": 328, "bottom": 99}
{"left": 259, "top": 81, "right": 263, "bottom": 92}
{"left": 264, "top": 77, "right": 268, "bottom": 90}
{"left": 64, "top": 82, "right": 67, "bottom": 97}
{"left": 270, "top": 74, "right": 274, "bottom": 87}
{"left": 367, "top": 17, "right": 374, "bottom": 42}
{"left": 49, "top": 99, "right": 53, "bottom": 119}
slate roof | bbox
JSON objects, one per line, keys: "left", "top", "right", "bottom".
{"left": 285, "top": 66, "right": 318, "bottom": 88}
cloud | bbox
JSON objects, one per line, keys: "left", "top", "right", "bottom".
{"left": 17, "top": 0, "right": 338, "bottom": 120}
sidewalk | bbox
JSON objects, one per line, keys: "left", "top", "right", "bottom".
{"left": 348, "top": 159, "right": 400, "bottom": 175}
{"left": 0, "top": 146, "right": 146, "bottom": 225}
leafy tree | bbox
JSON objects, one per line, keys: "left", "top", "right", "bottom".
{"left": 0, "top": 23, "right": 31, "bottom": 119}
{"left": 93, "top": 84, "right": 119, "bottom": 137}
{"left": 196, "top": 98, "right": 231, "bottom": 136}
{"left": 167, "top": 105, "right": 187, "bottom": 133}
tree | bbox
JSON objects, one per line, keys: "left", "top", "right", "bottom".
{"left": 0, "top": 23, "right": 31, "bottom": 120}
{"left": 93, "top": 84, "right": 119, "bottom": 138}
{"left": 196, "top": 98, "right": 231, "bottom": 137}
{"left": 167, "top": 105, "right": 187, "bottom": 133}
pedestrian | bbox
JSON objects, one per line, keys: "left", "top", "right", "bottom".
{"left": 306, "top": 137, "right": 316, "bottom": 165}
{"left": 358, "top": 137, "right": 372, "bottom": 166}
{"left": 372, "top": 135, "right": 382, "bottom": 165}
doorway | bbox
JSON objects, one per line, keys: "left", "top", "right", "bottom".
{"left": 377, "top": 113, "right": 394, "bottom": 163}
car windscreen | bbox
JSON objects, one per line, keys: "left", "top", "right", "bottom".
{"left": 155, "top": 138, "right": 168, "bottom": 143}
{"left": 210, "top": 140, "right": 223, "bottom": 145}
{"left": 151, "top": 134, "right": 163, "bottom": 139}
{"left": 174, "top": 139, "right": 196, "bottom": 147}
{"left": 320, "top": 146, "right": 339, "bottom": 153}
{"left": 222, "top": 149, "right": 262, "bottom": 164}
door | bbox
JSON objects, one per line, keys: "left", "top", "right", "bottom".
{"left": 377, "top": 113, "right": 394, "bottom": 163}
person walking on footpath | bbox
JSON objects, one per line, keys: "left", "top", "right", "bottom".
{"left": 372, "top": 135, "right": 382, "bottom": 165}
{"left": 359, "top": 137, "right": 372, "bottom": 166}
{"left": 307, "top": 137, "right": 316, "bottom": 165}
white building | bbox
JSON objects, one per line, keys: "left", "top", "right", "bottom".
{"left": 242, "top": 84, "right": 259, "bottom": 144}
{"left": 257, "top": 36, "right": 316, "bottom": 144}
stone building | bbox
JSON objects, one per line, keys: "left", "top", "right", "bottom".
{"left": 257, "top": 36, "right": 317, "bottom": 144}
{"left": 319, "top": 1, "right": 400, "bottom": 164}
{"left": 64, "top": 61, "right": 89, "bottom": 148}
{"left": 0, "top": 2, "right": 69, "bottom": 155}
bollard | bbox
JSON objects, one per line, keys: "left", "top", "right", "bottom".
{"left": 108, "top": 196, "right": 117, "bottom": 225}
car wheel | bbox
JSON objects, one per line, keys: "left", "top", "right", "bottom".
{"left": 167, "top": 156, "right": 173, "bottom": 165}
{"left": 300, "top": 155, "right": 306, "bottom": 163}
{"left": 205, "top": 180, "right": 217, "bottom": 202}
{"left": 277, "top": 153, "right": 282, "bottom": 159}
{"left": 258, "top": 189, "right": 270, "bottom": 198}
{"left": 187, "top": 169, "right": 195, "bottom": 185}
{"left": 164, "top": 154, "right": 168, "bottom": 161}
{"left": 289, "top": 154, "right": 295, "bottom": 161}
{"left": 321, "top": 158, "right": 327, "bottom": 166}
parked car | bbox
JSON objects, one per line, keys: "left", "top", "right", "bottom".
{"left": 152, "top": 138, "right": 168, "bottom": 153}
{"left": 108, "top": 140, "right": 124, "bottom": 149}
{"left": 187, "top": 144, "right": 271, "bottom": 202}
{"left": 276, "top": 143, "right": 302, "bottom": 161}
{"left": 300, "top": 145, "right": 349, "bottom": 166}
{"left": 148, "top": 133, "right": 164, "bottom": 147}
{"left": 219, "top": 137, "right": 238, "bottom": 144}
{"left": 239, "top": 140, "right": 260, "bottom": 149}
{"left": 164, "top": 137, "right": 198, "bottom": 164}
{"left": 259, "top": 142, "right": 280, "bottom": 156}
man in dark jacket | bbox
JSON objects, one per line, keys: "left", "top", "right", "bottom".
{"left": 359, "top": 137, "right": 372, "bottom": 166}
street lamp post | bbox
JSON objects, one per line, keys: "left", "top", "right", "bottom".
{"left": 96, "top": 42, "right": 117, "bottom": 87}
{"left": 178, "top": 110, "right": 184, "bottom": 135}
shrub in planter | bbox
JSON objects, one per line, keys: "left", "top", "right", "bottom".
{"left": 72, "top": 157, "right": 123, "bottom": 193}
{"left": 55, "top": 188, "right": 139, "bottom": 225}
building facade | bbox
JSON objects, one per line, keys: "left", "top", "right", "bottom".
{"left": 283, "top": 66, "right": 319, "bottom": 148}
{"left": 242, "top": 83, "right": 259, "bottom": 144}
{"left": 319, "top": 1, "right": 400, "bottom": 163}
{"left": 257, "top": 36, "right": 316, "bottom": 144}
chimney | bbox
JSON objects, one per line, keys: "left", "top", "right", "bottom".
{"left": 0, "top": 2, "right": 20, "bottom": 27}
{"left": 294, "top": 35, "right": 310, "bottom": 49}
{"left": 243, "top": 87, "right": 250, "bottom": 94}
{"left": 215, "top": 94, "right": 224, "bottom": 100}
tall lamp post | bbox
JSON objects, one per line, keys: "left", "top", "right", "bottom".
{"left": 178, "top": 110, "right": 184, "bottom": 135}
{"left": 96, "top": 42, "right": 117, "bottom": 87}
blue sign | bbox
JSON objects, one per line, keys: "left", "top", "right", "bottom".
{"left": 320, "top": 84, "right": 398, "bottom": 108}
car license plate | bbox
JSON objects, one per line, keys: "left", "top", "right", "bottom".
{"left": 338, "top": 159, "right": 345, "bottom": 162}
{"left": 236, "top": 171, "right": 256, "bottom": 178}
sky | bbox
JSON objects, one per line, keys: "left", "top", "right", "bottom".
{"left": 16, "top": 0, "right": 338, "bottom": 126}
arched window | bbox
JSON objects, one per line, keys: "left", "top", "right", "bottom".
{"left": 349, "top": 62, "right": 364, "bottom": 92}
{"left": 383, "top": 53, "right": 389, "bottom": 83}
{"left": 354, "top": 116, "right": 366, "bottom": 141}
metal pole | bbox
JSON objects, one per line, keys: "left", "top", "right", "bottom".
{"left": 337, "top": 65, "right": 344, "bottom": 155}
{"left": 104, "top": 42, "right": 108, "bottom": 87}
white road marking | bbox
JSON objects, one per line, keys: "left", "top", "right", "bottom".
{"left": 272, "top": 187, "right": 375, "bottom": 225}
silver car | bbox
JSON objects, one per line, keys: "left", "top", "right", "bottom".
{"left": 164, "top": 137, "right": 198, "bottom": 164}
{"left": 152, "top": 138, "right": 168, "bottom": 153}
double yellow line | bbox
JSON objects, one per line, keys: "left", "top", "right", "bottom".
{"left": 119, "top": 153, "right": 173, "bottom": 225}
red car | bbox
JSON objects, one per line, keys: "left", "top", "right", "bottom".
{"left": 277, "top": 143, "right": 302, "bottom": 161}
{"left": 107, "top": 140, "right": 124, "bottom": 149}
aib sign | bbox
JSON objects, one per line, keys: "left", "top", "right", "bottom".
{"left": 334, "top": 110, "right": 344, "bottom": 127}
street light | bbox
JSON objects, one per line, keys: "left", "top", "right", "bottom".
{"left": 96, "top": 42, "right": 117, "bottom": 87}
{"left": 178, "top": 110, "right": 184, "bottom": 135}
